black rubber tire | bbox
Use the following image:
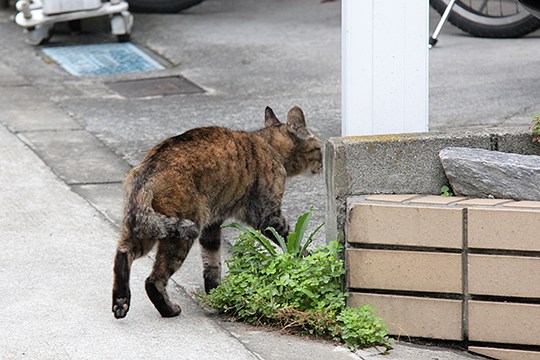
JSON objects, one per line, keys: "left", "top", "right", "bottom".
{"left": 430, "top": 0, "right": 540, "bottom": 38}
{"left": 126, "top": 0, "right": 205, "bottom": 13}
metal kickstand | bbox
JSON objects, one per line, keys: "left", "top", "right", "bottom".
{"left": 429, "top": 0, "right": 457, "bottom": 48}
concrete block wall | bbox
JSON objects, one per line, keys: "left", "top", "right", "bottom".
{"left": 346, "top": 195, "right": 540, "bottom": 359}
{"left": 325, "top": 127, "right": 540, "bottom": 243}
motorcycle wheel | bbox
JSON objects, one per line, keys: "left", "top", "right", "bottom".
{"left": 430, "top": 0, "right": 540, "bottom": 38}
{"left": 126, "top": 0, "right": 205, "bottom": 13}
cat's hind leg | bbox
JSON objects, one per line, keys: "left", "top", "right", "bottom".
{"left": 112, "top": 232, "right": 157, "bottom": 319}
{"left": 145, "top": 221, "right": 198, "bottom": 317}
{"left": 200, "top": 222, "right": 222, "bottom": 293}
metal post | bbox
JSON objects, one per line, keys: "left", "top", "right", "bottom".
{"left": 342, "top": 0, "right": 429, "bottom": 136}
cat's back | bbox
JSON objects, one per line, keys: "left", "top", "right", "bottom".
{"left": 135, "top": 126, "right": 282, "bottom": 187}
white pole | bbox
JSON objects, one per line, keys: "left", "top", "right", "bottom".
{"left": 342, "top": 0, "right": 429, "bottom": 136}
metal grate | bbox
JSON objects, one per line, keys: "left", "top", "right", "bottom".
{"left": 42, "top": 43, "right": 165, "bottom": 76}
{"left": 106, "top": 76, "right": 205, "bottom": 98}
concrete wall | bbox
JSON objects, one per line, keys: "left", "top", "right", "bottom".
{"left": 324, "top": 127, "right": 539, "bottom": 242}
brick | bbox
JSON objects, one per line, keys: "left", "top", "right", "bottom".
{"left": 469, "top": 301, "right": 540, "bottom": 346}
{"left": 347, "top": 249, "right": 462, "bottom": 294}
{"left": 348, "top": 204, "right": 463, "bottom": 248}
{"left": 468, "top": 208, "right": 540, "bottom": 251}
{"left": 348, "top": 293, "right": 462, "bottom": 340}
{"left": 364, "top": 194, "right": 419, "bottom": 203}
{"left": 454, "top": 198, "right": 513, "bottom": 206}
{"left": 502, "top": 200, "right": 540, "bottom": 209}
{"left": 469, "top": 254, "right": 540, "bottom": 298}
{"left": 468, "top": 347, "right": 540, "bottom": 360}
{"left": 409, "top": 195, "right": 466, "bottom": 205}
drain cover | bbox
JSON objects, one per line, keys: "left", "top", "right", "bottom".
{"left": 42, "top": 43, "right": 165, "bottom": 76}
{"left": 106, "top": 76, "right": 205, "bottom": 98}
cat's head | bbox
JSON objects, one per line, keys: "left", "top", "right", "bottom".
{"left": 264, "top": 106, "right": 323, "bottom": 176}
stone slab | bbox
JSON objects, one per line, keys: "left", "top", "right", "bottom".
{"left": 0, "top": 86, "right": 82, "bottom": 132}
{"left": 71, "top": 182, "right": 125, "bottom": 226}
{"left": 19, "top": 129, "right": 131, "bottom": 184}
{"left": 440, "top": 147, "right": 540, "bottom": 201}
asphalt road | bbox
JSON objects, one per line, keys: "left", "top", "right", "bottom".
{"left": 1, "top": 0, "right": 540, "bottom": 246}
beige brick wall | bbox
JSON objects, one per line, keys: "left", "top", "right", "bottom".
{"left": 348, "top": 203, "right": 463, "bottom": 248}
{"left": 468, "top": 301, "right": 540, "bottom": 346}
{"left": 468, "top": 254, "right": 540, "bottom": 298}
{"left": 468, "top": 207, "right": 540, "bottom": 251}
{"left": 468, "top": 347, "right": 540, "bottom": 360}
{"left": 348, "top": 293, "right": 462, "bottom": 340}
{"left": 347, "top": 249, "right": 462, "bottom": 293}
{"left": 346, "top": 195, "right": 540, "bottom": 358}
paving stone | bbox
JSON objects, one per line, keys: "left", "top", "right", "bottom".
{"left": 0, "top": 86, "right": 82, "bottom": 132}
{"left": 19, "top": 129, "right": 131, "bottom": 184}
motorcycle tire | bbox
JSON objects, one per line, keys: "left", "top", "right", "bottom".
{"left": 126, "top": 0, "right": 205, "bottom": 13}
{"left": 430, "top": 0, "right": 540, "bottom": 38}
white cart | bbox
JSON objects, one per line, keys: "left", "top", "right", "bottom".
{"left": 15, "top": 0, "right": 133, "bottom": 45}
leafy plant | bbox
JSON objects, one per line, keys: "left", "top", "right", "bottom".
{"left": 440, "top": 185, "right": 453, "bottom": 197}
{"left": 225, "top": 209, "right": 324, "bottom": 258}
{"left": 202, "top": 210, "right": 392, "bottom": 351}
{"left": 530, "top": 114, "right": 540, "bottom": 143}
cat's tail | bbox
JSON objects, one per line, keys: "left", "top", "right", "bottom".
{"left": 125, "top": 183, "right": 199, "bottom": 247}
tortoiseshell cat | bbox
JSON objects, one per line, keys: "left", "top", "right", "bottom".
{"left": 112, "top": 106, "right": 322, "bottom": 319}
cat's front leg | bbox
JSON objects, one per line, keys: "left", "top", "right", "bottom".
{"left": 260, "top": 211, "right": 290, "bottom": 245}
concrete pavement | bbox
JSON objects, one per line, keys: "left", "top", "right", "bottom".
{"left": 0, "top": 67, "right": 484, "bottom": 360}
{"left": 0, "top": 101, "right": 484, "bottom": 359}
{"left": 0, "top": 121, "right": 260, "bottom": 359}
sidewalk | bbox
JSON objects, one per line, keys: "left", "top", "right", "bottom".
{"left": 0, "top": 121, "right": 262, "bottom": 359}
{"left": 0, "top": 120, "right": 485, "bottom": 359}
{"left": 0, "top": 83, "right": 484, "bottom": 360}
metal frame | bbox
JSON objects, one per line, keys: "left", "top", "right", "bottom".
{"left": 14, "top": 0, "right": 133, "bottom": 45}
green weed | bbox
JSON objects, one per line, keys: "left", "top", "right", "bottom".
{"left": 440, "top": 185, "right": 453, "bottom": 197}
{"left": 202, "top": 210, "right": 392, "bottom": 351}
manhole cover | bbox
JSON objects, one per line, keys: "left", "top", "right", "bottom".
{"left": 106, "top": 76, "right": 205, "bottom": 98}
{"left": 42, "top": 43, "right": 165, "bottom": 76}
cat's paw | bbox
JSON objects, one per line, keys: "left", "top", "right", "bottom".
{"left": 112, "top": 297, "right": 130, "bottom": 319}
{"left": 158, "top": 302, "right": 182, "bottom": 318}
{"left": 204, "top": 277, "right": 221, "bottom": 294}
{"left": 145, "top": 280, "right": 182, "bottom": 318}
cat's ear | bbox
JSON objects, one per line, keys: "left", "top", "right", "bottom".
{"left": 286, "top": 106, "right": 311, "bottom": 139}
{"left": 265, "top": 106, "right": 281, "bottom": 127}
